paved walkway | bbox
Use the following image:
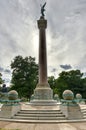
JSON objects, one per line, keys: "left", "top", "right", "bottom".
{"left": 0, "top": 121, "right": 86, "bottom": 130}
{"left": 0, "top": 103, "right": 86, "bottom": 130}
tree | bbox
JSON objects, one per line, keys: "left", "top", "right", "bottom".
{"left": 0, "top": 73, "right": 4, "bottom": 86}
{"left": 48, "top": 76, "right": 55, "bottom": 90}
{"left": 82, "top": 78, "right": 86, "bottom": 99}
{"left": 10, "top": 55, "right": 38, "bottom": 99}
{"left": 0, "top": 73, "right": 4, "bottom": 91}
{"left": 55, "top": 70, "right": 84, "bottom": 98}
{"left": 48, "top": 76, "right": 58, "bottom": 94}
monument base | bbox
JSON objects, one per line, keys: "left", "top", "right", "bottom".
{"left": 30, "top": 100, "right": 57, "bottom": 106}
{"left": 34, "top": 83, "right": 53, "bottom": 100}
{"left": 60, "top": 103, "right": 83, "bottom": 119}
{"left": 30, "top": 83, "right": 57, "bottom": 106}
{"left": 0, "top": 104, "right": 21, "bottom": 118}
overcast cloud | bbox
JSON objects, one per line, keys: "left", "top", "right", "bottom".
{"left": 0, "top": 0, "right": 86, "bottom": 84}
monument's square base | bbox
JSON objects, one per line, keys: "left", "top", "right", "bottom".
{"left": 34, "top": 83, "right": 53, "bottom": 99}
{"left": 0, "top": 104, "right": 21, "bottom": 118}
{"left": 60, "top": 103, "right": 83, "bottom": 119}
{"left": 30, "top": 99, "right": 57, "bottom": 106}
{"left": 34, "top": 87, "right": 53, "bottom": 100}
{"left": 30, "top": 83, "right": 57, "bottom": 106}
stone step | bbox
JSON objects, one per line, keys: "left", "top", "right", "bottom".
{"left": 81, "top": 109, "right": 86, "bottom": 119}
{"left": 19, "top": 110, "right": 62, "bottom": 114}
{"left": 21, "top": 109, "right": 61, "bottom": 112}
{"left": 81, "top": 109, "right": 86, "bottom": 112}
{"left": 83, "top": 115, "right": 86, "bottom": 119}
{"left": 16, "top": 113, "right": 65, "bottom": 117}
{"left": 13, "top": 109, "right": 67, "bottom": 120}
{"left": 82, "top": 113, "right": 86, "bottom": 115}
{"left": 13, "top": 116, "right": 66, "bottom": 120}
{"left": 81, "top": 109, "right": 86, "bottom": 114}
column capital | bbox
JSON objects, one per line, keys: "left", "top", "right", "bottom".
{"left": 37, "top": 17, "right": 47, "bottom": 29}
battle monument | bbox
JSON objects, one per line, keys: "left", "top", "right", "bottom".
{"left": 31, "top": 3, "right": 57, "bottom": 105}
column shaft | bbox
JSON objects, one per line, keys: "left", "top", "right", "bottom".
{"left": 39, "top": 28, "right": 47, "bottom": 84}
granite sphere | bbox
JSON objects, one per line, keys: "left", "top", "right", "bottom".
{"left": 30, "top": 94, "right": 34, "bottom": 100}
{"left": 76, "top": 93, "right": 82, "bottom": 99}
{"left": 63, "top": 90, "right": 74, "bottom": 100}
{"left": 54, "top": 94, "right": 59, "bottom": 100}
{"left": 8, "top": 90, "right": 18, "bottom": 100}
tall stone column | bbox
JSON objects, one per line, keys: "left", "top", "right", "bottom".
{"left": 38, "top": 17, "right": 47, "bottom": 85}
{"left": 30, "top": 16, "right": 57, "bottom": 105}
{"left": 33, "top": 16, "right": 53, "bottom": 100}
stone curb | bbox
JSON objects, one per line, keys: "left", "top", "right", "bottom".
{"left": 0, "top": 118, "right": 86, "bottom": 123}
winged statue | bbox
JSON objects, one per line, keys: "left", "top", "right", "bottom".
{"left": 41, "top": 2, "right": 46, "bottom": 17}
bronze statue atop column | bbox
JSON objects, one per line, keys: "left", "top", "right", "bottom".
{"left": 41, "top": 2, "right": 46, "bottom": 17}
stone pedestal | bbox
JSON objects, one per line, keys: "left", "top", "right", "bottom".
{"left": 34, "top": 84, "right": 53, "bottom": 100}
{"left": 60, "top": 103, "right": 83, "bottom": 119}
{"left": 0, "top": 104, "right": 21, "bottom": 118}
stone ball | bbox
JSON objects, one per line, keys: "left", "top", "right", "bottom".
{"left": 30, "top": 94, "right": 34, "bottom": 100}
{"left": 76, "top": 93, "right": 82, "bottom": 99}
{"left": 8, "top": 90, "right": 18, "bottom": 100}
{"left": 62, "top": 90, "right": 74, "bottom": 100}
{"left": 54, "top": 94, "right": 59, "bottom": 100}
{"left": 54, "top": 94, "right": 59, "bottom": 98}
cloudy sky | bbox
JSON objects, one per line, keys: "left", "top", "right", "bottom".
{"left": 0, "top": 0, "right": 86, "bottom": 85}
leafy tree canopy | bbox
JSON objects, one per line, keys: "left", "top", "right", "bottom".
{"left": 48, "top": 70, "right": 86, "bottom": 99}
{"left": 10, "top": 55, "right": 38, "bottom": 99}
{"left": 0, "top": 73, "right": 4, "bottom": 85}
{"left": 55, "top": 70, "right": 84, "bottom": 98}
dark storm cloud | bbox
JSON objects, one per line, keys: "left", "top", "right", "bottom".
{"left": 60, "top": 64, "right": 72, "bottom": 70}
{"left": 0, "top": 66, "right": 11, "bottom": 74}
{"left": 0, "top": 66, "right": 4, "bottom": 72}
{"left": 4, "top": 69, "right": 11, "bottom": 74}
